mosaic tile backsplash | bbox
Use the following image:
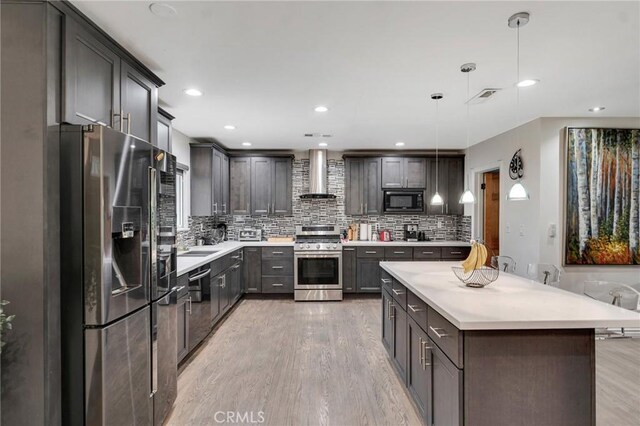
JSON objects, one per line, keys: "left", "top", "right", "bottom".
{"left": 177, "top": 158, "right": 471, "bottom": 248}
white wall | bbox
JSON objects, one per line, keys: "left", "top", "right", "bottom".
{"left": 172, "top": 129, "right": 192, "bottom": 228}
{"left": 465, "top": 116, "right": 640, "bottom": 292}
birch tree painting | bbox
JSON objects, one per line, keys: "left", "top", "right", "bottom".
{"left": 566, "top": 128, "right": 640, "bottom": 265}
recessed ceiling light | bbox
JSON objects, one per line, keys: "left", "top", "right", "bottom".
{"left": 395, "top": 142, "right": 405, "bottom": 147}
{"left": 318, "top": 142, "right": 328, "bottom": 147}
{"left": 183, "top": 88, "right": 202, "bottom": 97}
{"left": 589, "top": 106, "right": 605, "bottom": 112}
{"left": 242, "top": 142, "right": 251, "bottom": 146}
{"left": 224, "top": 125, "right": 236, "bottom": 130}
{"left": 149, "top": 2, "right": 177, "bottom": 18}
{"left": 516, "top": 79, "right": 539, "bottom": 88}
{"left": 314, "top": 106, "right": 329, "bottom": 112}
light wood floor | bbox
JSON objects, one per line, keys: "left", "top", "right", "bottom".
{"left": 166, "top": 298, "right": 640, "bottom": 426}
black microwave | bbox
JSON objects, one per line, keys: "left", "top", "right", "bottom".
{"left": 383, "top": 191, "right": 424, "bottom": 213}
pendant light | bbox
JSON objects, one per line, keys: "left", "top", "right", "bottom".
{"left": 506, "top": 11, "right": 531, "bottom": 201}
{"left": 430, "top": 93, "right": 444, "bottom": 206}
{"left": 459, "top": 63, "right": 477, "bottom": 204}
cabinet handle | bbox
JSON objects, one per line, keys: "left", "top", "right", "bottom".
{"left": 360, "top": 203, "right": 363, "bottom": 215}
{"left": 272, "top": 283, "right": 284, "bottom": 287}
{"left": 450, "top": 251, "right": 462, "bottom": 255}
{"left": 408, "top": 304, "right": 423, "bottom": 313}
{"left": 429, "top": 326, "right": 449, "bottom": 338}
{"left": 389, "top": 302, "right": 395, "bottom": 319}
{"left": 365, "top": 251, "right": 377, "bottom": 254}
{"left": 272, "top": 251, "right": 284, "bottom": 254}
{"left": 344, "top": 248, "right": 355, "bottom": 251}
{"left": 406, "top": 177, "right": 409, "bottom": 188}
{"left": 187, "top": 297, "right": 192, "bottom": 315}
{"left": 381, "top": 278, "right": 391, "bottom": 284}
{"left": 392, "top": 288, "right": 405, "bottom": 296}
{"left": 126, "top": 113, "right": 131, "bottom": 134}
{"left": 271, "top": 266, "right": 284, "bottom": 270}
{"left": 422, "top": 251, "right": 434, "bottom": 255}
{"left": 419, "top": 336, "right": 424, "bottom": 367}
{"left": 365, "top": 203, "right": 368, "bottom": 213}
{"left": 393, "top": 251, "right": 405, "bottom": 254}
{"left": 246, "top": 203, "right": 250, "bottom": 213}
{"left": 422, "top": 341, "right": 432, "bottom": 369}
{"left": 386, "top": 300, "right": 392, "bottom": 320}
{"left": 222, "top": 203, "right": 226, "bottom": 214}
{"left": 232, "top": 264, "right": 240, "bottom": 270}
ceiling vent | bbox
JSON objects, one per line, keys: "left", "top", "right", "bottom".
{"left": 467, "top": 88, "right": 501, "bottom": 104}
{"left": 304, "top": 133, "right": 332, "bottom": 138}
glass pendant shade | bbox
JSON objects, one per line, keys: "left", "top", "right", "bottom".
{"left": 506, "top": 181, "right": 529, "bottom": 201}
{"left": 459, "top": 189, "right": 476, "bottom": 204}
{"left": 430, "top": 192, "right": 444, "bottom": 205}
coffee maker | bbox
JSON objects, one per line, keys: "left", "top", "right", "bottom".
{"left": 404, "top": 224, "right": 419, "bottom": 242}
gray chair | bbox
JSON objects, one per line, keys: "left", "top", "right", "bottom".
{"left": 526, "top": 263, "right": 561, "bottom": 285}
{"left": 491, "top": 255, "right": 516, "bottom": 273}
{"left": 583, "top": 281, "right": 640, "bottom": 338}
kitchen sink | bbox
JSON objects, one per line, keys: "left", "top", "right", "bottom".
{"left": 178, "top": 250, "right": 219, "bottom": 257}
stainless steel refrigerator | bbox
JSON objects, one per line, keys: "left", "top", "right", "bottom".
{"left": 60, "top": 124, "right": 177, "bottom": 426}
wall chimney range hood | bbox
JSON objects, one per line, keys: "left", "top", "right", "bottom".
{"left": 300, "top": 149, "right": 336, "bottom": 199}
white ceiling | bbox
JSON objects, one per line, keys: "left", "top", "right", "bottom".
{"left": 72, "top": 1, "right": 640, "bottom": 150}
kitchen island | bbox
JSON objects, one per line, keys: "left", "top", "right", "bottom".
{"left": 379, "top": 261, "right": 640, "bottom": 426}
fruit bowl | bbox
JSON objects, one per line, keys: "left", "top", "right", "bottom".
{"left": 451, "top": 266, "right": 499, "bottom": 288}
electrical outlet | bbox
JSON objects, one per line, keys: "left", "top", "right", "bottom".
{"left": 519, "top": 224, "right": 525, "bottom": 236}
{"left": 506, "top": 223, "right": 511, "bottom": 233}
{"left": 548, "top": 224, "right": 557, "bottom": 238}
{"left": 199, "top": 223, "right": 204, "bottom": 232}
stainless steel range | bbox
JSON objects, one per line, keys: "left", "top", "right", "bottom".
{"left": 294, "top": 225, "right": 342, "bottom": 301}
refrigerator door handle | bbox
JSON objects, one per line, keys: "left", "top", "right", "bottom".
{"left": 149, "top": 166, "right": 158, "bottom": 399}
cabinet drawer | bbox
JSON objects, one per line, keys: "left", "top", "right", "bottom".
{"left": 261, "top": 259, "right": 293, "bottom": 276}
{"left": 391, "top": 279, "right": 407, "bottom": 308}
{"left": 406, "top": 291, "right": 427, "bottom": 329}
{"left": 413, "top": 247, "right": 442, "bottom": 260}
{"left": 384, "top": 247, "right": 413, "bottom": 259}
{"left": 261, "top": 276, "right": 293, "bottom": 293}
{"left": 262, "top": 246, "right": 293, "bottom": 259}
{"left": 427, "top": 308, "right": 463, "bottom": 368}
{"left": 441, "top": 246, "right": 471, "bottom": 260}
{"left": 380, "top": 269, "right": 393, "bottom": 293}
{"left": 357, "top": 247, "right": 384, "bottom": 258}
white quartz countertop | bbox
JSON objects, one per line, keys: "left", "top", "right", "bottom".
{"left": 342, "top": 240, "right": 470, "bottom": 246}
{"left": 176, "top": 241, "right": 294, "bottom": 276}
{"left": 380, "top": 261, "right": 640, "bottom": 330}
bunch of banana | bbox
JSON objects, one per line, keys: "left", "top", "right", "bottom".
{"left": 462, "top": 240, "right": 488, "bottom": 273}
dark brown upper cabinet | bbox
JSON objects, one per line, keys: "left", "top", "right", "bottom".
{"left": 344, "top": 157, "right": 382, "bottom": 215}
{"left": 64, "top": 16, "right": 120, "bottom": 128}
{"left": 157, "top": 108, "right": 173, "bottom": 153}
{"left": 63, "top": 15, "right": 159, "bottom": 145}
{"left": 190, "top": 145, "right": 229, "bottom": 216}
{"left": 382, "top": 157, "right": 426, "bottom": 189}
{"left": 250, "top": 157, "right": 292, "bottom": 216}
{"left": 120, "top": 62, "right": 158, "bottom": 144}
{"left": 426, "top": 157, "right": 464, "bottom": 215}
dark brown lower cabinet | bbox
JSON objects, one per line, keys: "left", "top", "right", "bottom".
{"left": 357, "top": 258, "right": 382, "bottom": 292}
{"left": 342, "top": 247, "right": 357, "bottom": 292}
{"left": 382, "top": 290, "right": 394, "bottom": 353}
{"left": 407, "top": 317, "right": 432, "bottom": 422}
{"left": 176, "top": 295, "right": 189, "bottom": 363}
{"left": 392, "top": 301, "right": 407, "bottom": 380}
{"left": 243, "top": 248, "right": 262, "bottom": 293}
{"left": 431, "top": 339, "right": 463, "bottom": 426}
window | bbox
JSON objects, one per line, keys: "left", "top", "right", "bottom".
{"left": 176, "top": 169, "right": 185, "bottom": 229}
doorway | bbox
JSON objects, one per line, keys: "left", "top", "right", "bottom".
{"left": 482, "top": 170, "right": 500, "bottom": 258}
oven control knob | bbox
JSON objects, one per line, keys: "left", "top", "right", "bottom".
{"left": 332, "top": 244, "right": 337, "bottom": 249}
{"left": 306, "top": 244, "right": 311, "bottom": 249}
{"left": 316, "top": 244, "right": 321, "bottom": 249}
